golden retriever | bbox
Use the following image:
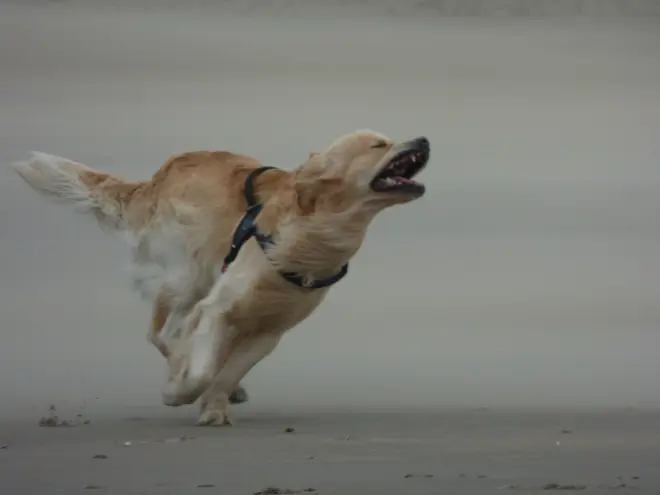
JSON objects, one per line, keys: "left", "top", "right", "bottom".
{"left": 10, "top": 129, "right": 430, "bottom": 426}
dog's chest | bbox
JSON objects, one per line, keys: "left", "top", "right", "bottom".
{"left": 220, "top": 249, "right": 330, "bottom": 335}
{"left": 227, "top": 284, "right": 329, "bottom": 336}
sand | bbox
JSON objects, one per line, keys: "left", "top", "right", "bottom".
{"left": 1, "top": 1, "right": 659, "bottom": 493}
{"left": 1, "top": 407, "right": 659, "bottom": 494}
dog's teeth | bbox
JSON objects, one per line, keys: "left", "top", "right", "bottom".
{"left": 411, "top": 155, "right": 416, "bottom": 163}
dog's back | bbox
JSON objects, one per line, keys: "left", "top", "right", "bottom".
{"left": 9, "top": 150, "right": 283, "bottom": 307}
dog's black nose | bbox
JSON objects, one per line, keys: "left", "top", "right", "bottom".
{"left": 415, "top": 136, "right": 430, "bottom": 149}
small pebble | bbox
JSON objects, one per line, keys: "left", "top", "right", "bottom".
{"left": 197, "top": 484, "right": 215, "bottom": 488}
{"left": 92, "top": 454, "right": 108, "bottom": 460}
{"left": 84, "top": 485, "right": 102, "bottom": 490}
{"left": 284, "top": 427, "right": 295, "bottom": 433}
{"left": 0, "top": 445, "right": 8, "bottom": 450}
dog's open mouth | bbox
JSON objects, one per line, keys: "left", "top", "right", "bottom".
{"left": 370, "top": 145, "right": 428, "bottom": 196}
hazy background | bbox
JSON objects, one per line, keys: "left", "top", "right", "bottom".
{"left": 1, "top": 1, "right": 659, "bottom": 420}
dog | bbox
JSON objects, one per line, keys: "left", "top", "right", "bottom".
{"left": 10, "top": 129, "right": 430, "bottom": 426}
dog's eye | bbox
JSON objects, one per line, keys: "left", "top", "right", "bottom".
{"left": 371, "top": 141, "right": 388, "bottom": 149}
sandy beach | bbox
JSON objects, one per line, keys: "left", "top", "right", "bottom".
{"left": 1, "top": 1, "right": 659, "bottom": 493}
{"left": 1, "top": 407, "right": 659, "bottom": 494}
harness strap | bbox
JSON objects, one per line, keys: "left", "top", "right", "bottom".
{"left": 221, "top": 167, "right": 275, "bottom": 273}
{"left": 221, "top": 166, "right": 349, "bottom": 290}
{"left": 244, "top": 166, "right": 277, "bottom": 208}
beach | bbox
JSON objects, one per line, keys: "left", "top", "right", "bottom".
{"left": 2, "top": 407, "right": 659, "bottom": 494}
{"left": 0, "top": 1, "right": 659, "bottom": 493}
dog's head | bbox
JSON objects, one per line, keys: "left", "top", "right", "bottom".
{"left": 294, "top": 130, "right": 429, "bottom": 215}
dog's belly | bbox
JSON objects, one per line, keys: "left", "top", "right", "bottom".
{"left": 126, "top": 224, "right": 219, "bottom": 307}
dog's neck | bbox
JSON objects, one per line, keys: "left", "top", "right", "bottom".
{"left": 250, "top": 169, "right": 379, "bottom": 282}
{"left": 264, "top": 206, "right": 374, "bottom": 281}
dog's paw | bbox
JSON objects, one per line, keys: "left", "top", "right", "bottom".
{"left": 229, "top": 385, "right": 249, "bottom": 405}
{"left": 162, "top": 391, "right": 197, "bottom": 407}
{"left": 161, "top": 379, "right": 200, "bottom": 407}
{"left": 197, "top": 407, "right": 233, "bottom": 427}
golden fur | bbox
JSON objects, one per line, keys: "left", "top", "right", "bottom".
{"left": 10, "top": 129, "right": 429, "bottom": 426}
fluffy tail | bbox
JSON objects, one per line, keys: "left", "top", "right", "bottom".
{"left": 10, "top": 152, "right": 141, "bottom": 231}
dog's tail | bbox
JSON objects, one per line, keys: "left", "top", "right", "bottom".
{"left": 10, "top": 152, "right": 144, "bottom": 231}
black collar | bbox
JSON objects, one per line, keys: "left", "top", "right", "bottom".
{"left": 221, "top": 166, "right": 349, "bottom": 290}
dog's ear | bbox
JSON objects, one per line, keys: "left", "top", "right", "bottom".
{"left": 294, "top": 152, "right": 344, "bottom": 215}
{"left": 295, "top": 176, "right": 344, "bottom": 215}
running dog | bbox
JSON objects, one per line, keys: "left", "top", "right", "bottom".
{"left": 10, "top": 129, "right": 430, "bottom": 426}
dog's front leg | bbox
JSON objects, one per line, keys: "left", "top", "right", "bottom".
{"left": 161, "top": 270, "right": 248, "bottom": 407}
{"left": 161, "top": 303, "right": 226, "bottom": 407}
{"left": 150, "top": 290, "right": 250, "bottom": 405}
{"left": 197, "top": 333, "right": 282, "bottom": 426}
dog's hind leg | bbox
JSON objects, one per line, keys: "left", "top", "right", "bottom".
{"left": 147, "top": 289, "right": 175, "bottom": 358}
{"left": 146, "top": 292, "right": 203, "bottom": 362}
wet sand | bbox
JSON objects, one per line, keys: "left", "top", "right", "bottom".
{"left": 1, "top": 2, "right": 659, "bottom": 493}
{"left": 2, "top": 407, "right": 660, "bottom": 494}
